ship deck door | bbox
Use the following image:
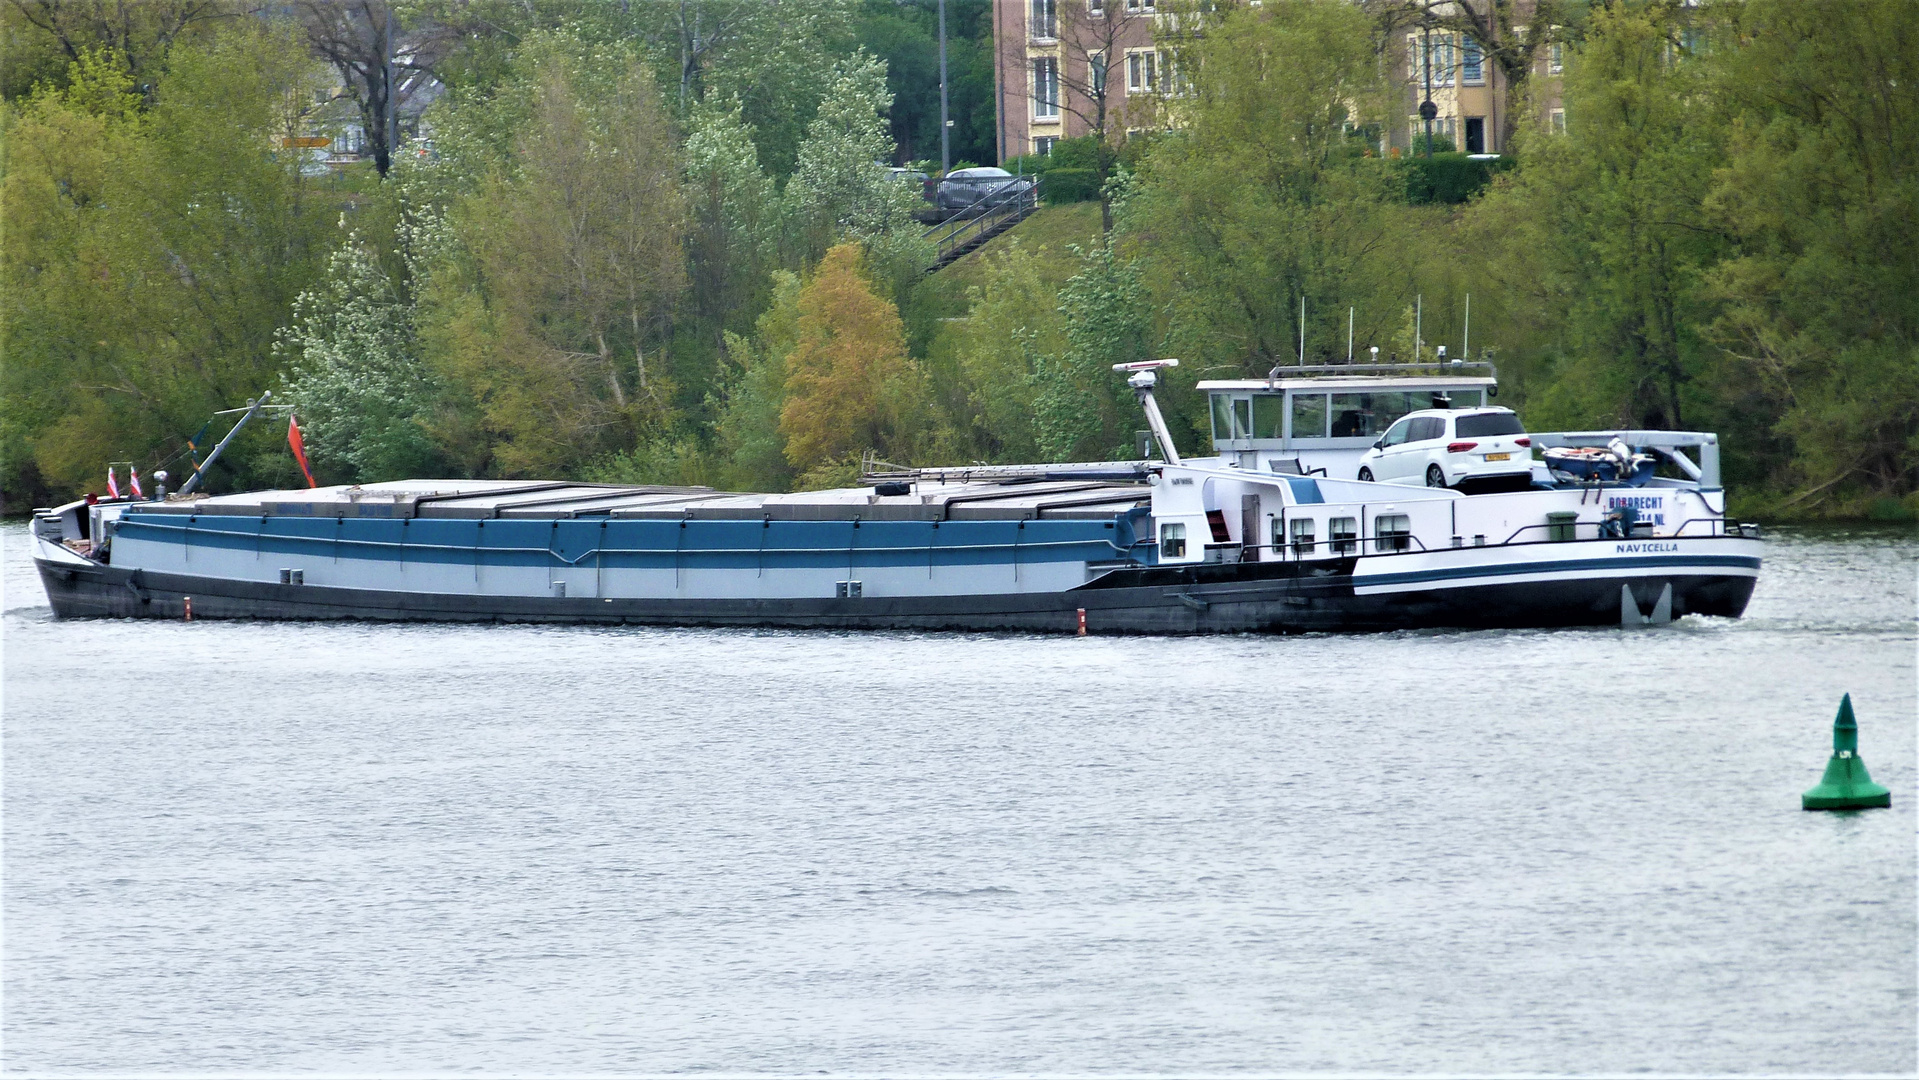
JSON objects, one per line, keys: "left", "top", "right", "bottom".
{"left": 1241, "top": 493, "right": 1262, "bottom": 562}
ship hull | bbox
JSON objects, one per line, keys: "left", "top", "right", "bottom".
{"left": 35, "top": 539, "right": 1759, "bottom": 634}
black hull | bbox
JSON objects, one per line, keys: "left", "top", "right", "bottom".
{"left": 36, "top": 557, "right": 1757, "bottom": 634}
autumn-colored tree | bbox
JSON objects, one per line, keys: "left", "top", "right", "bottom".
{"left": 779, "top": 243, "right": 923, "bottom": 478}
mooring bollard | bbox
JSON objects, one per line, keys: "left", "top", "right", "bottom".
{"left": 1802, "top": 693, "right": 1891, "bottom": 810}
{"left": 1077, "top": 608, "right": 1087, "bottom": 636}
{"left": 184, "top": 596, "right": 193, "bottom": 622}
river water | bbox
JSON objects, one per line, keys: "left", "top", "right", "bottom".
{"left": 3, "top": 521, "right": 1913, "bottom": 1075}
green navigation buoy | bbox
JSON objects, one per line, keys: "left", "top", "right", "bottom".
{"left": 1802, "top": 694, "right": 1891, "bottom": 811}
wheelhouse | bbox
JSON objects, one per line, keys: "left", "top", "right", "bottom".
{"left": 1196, "top": 363, "right": 1500, "bottom": 479}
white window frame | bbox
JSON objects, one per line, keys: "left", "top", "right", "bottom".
{"left": 1126, "top": 0, "right": 1154, "bottom": 11}
{"left": 1033, "top": 56, "right": 1060, "bottom": 119}
{"left": 1034, "top": 135, "right": 1058, "bottom": 156}
{"left": 1125, "top": 49, "right": 1160, "bottom": 93}
{"left": 1031, "top": 0, "right": 1058, "bottom": 42}
{"left": 1462, "top": 38, "right": 1484, "bottom": 85}
{"left": 1549, "top": 108, "right": 1566, "bottom": 134}
{"left": 1548, "top": 41, "right": 1563, "bottom": 75}
{"left": 1160, "top": 522, "right": 1187, "bottom": 559}
{"left": 1088, "top": 49, "right": 1106, "bottom": 96}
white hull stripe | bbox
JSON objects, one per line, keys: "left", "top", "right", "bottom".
{"left": 1353, "top": 553, "right": 1761, "bottom": 595}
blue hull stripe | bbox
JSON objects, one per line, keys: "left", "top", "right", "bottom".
{"left": 114, "top": 514, "right": 1134, "bottom": 571}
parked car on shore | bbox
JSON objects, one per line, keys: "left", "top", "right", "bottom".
{"left": 934, "top": 167, "right": 1036, "bottom": 214}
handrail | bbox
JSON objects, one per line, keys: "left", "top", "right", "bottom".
{"left": 924, "top": 175, "right": 1041, "bottom": 266}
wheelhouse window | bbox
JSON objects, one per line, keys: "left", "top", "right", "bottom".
{"left": 1374, "top": 514, "right": 1412, "bottom": 552}
{"left": 1330, "top": 391, "right": 1423, "bottom": 438}
{"left": 1329, "top": 517, "right": 1358, "bottom": 555}
{"left": 1290, "top": 517, "right": 1316, "bottom": 556}
{"left": 1290, "top": 393, "right": 1329, "bottom": 440}
{"left": 1210, "top": 394, "right": 1252, "bottom": 441}
{"left": 1250, "top": 394, "right": 1287, "bottom": 440}
{"left": 1159, "top": 522, "right": 1186, "bottom": 558}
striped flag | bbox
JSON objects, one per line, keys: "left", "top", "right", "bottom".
{"left": 106, "top": 466, "right": 120, "bottom": 500}
{"left": 130, "top": 466, "right": 144, "bottom": 499}
{"left": 288, "top": 414, "right": 316, "bottom": 488}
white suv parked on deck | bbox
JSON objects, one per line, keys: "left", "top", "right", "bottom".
{"left": 1355, "top": 408, "right": 1535, "bottom": 492}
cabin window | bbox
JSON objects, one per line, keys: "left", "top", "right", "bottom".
{"left": 1210, "top": 395, "right": 1252, "bottom": 441}
{"left": 1290, "top": 517, "right": 1316, "bottom": 556}
{"left": 1160, "top": 521, "right": 1187, "bottom": 558}
{"left": 1374, "top": 513, "right": 1412, "bottom": 552}
{"left": 1271, "top": 516, "right": 1286, "bottom": 552}
{"left": 1251, "top": 394, "right": 1287, "bottom": 439}
{"left": 1329, "top": 516, "right": 1358, "bottom": 555}
{"left": 1290, "top": 393, "right": 1328, "bottom": 439}
{"left": 1451, "top": 389, "right": 1483, "bottom": 407}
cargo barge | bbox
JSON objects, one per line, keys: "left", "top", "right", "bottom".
{"left": 31, "top": 361, "right": 1761, "bottom": 633}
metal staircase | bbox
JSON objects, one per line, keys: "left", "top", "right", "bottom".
{"left": 923, "top": 176, "right": 1043, "bottom": 273}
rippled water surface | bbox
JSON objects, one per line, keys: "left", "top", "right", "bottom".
{"left": 4, "top": 522, "right": 1914, "bottom": 1074}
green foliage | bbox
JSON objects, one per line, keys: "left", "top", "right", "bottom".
{"left": 282, "top": 235, "right": 442, "bottom": 481}
{"left": 782, "top": 52, "right": 925, "bottom": 265}
{"left": 1401, "top": 152, "right": 1511, "bottom": 205}
{"left": 1123, "top": 0, "right": 1411, "bottom": 425}
{"left": 1035, "top": 241, "right": 1149, "bottom": 461}
{"left": 1040, "top": 168, "right": 1100, "bottom": 204}
{"left": 1, "top": 23, "right": 336, "bottom": 502}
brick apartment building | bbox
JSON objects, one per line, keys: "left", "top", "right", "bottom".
{"left": 992, "top": 0, "right": 1565, "bottom": 161}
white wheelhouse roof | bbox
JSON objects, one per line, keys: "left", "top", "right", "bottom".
{"left": 1197, "top": 376, "right": 1498, "bottom": 392}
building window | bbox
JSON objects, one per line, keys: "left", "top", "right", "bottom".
{"left": 1549, "top": 108, "right": 1567, "bottom": 134}
{"left": 1033, "top": 57, "right": 1060, "bottom": 118}
{"left": 1373, "top": 514, "right": 1412, "bottom": 553}
{"left": 1160, "top": 522, "right": 1186, "bottom": 559}
{"left": 1089, "top": 0, "right": 1104, "bottom": 14}
{"left": 1126, "top": 50, "right": 1159, "bottom": 93}
{"left": 1034, "top": 135, "right": 1057, "bottom": 156}
{"left": 1089, "top": 50, "right": 1106, "bottom": 95}
{"left": 1412, "top": 33, "right": 1456, "bottom": 87}
{"left": 1126, "top": 0, "right": 1153, "bottom": 10}
{"left": 1329, "top": 517, "right": 1358, "bottom": 555}
{"left": 1548, "top": 41, "right": 1563, "bottom": 75}
{"left": 1462, "top": 38, "right": 1483, "bottom": 84}
{"left": 1031, "top": 0, "right": 1057, "bottom": 40}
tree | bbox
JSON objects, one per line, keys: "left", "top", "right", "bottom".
{"left": 1703, "top": 0, "right": 1919, "bottom": 512}
{"left": 1126, "top": 0, "right": 1408, "bottom": 380}
{"left": 685, "top": 94, "right": 777, "bottom": 344}
{"left": 1048, "top": 0, "right": 1158, "bottom": 230}
{"left": 1, "top": 24, "right": 335, "bottom": 501}
{"left": 779, "top": 243, "right": 923, "bottom": 476}
{"left": 420, "top": 36, "right": 687, "bottom": 477}
{"left": 1478, "top": 3, "right": 1723, "bottom": 434}
{"left": 295, "top": 0, "right": 456, "bottom": 177}
{"left": 4, "top": 0, "right": 234, "bottom": 98}
{"left": 282, "top": 234, "right": 441, "bottom": 481}
{"left": 781, "top": 52, "right": 924, "bottom": 266}
{"left": 950, "top": 239, "right": 1065, "bottom": 463}
{"left": 1034, "top": 240, "right": 1148, "bottom": 461}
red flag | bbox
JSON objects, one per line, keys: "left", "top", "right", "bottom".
{"left": 106, "top": 466, "right": 120, "bottom": 499}
{"left": 288, "top": 414, "right": 317, "bottom": 488}
{"left": 129, "top": 466, "right": 144, "bottom": 499}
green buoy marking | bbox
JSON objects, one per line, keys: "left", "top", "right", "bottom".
{"left": 1802, "top": 694, "right": 1891, "bottom": 811}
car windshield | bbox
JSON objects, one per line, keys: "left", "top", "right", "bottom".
{"left": 1455, "top": 412, "right": 1525, "bottom": 437}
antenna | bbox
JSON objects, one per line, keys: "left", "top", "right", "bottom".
{"left": 1415, "top": 294, "right": 1422, "bottom": 361}
{"left": 1462, "top": 293, "right": 1470, "bottom": 360}
{"left": 1298, "top": 295, "right": 1306, "bottom": 366}
{"left": 1347, "top": 306, "right": 1354, "bottom": 363}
